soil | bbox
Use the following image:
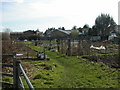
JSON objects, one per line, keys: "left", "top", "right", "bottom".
{"left": 82, "top": 54, "right": 120, "bottom": 68}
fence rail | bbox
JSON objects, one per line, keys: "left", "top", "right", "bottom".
{"left": 2, "top": 54, "right": 34, "bottom": 90}
{"left": 19, "top": 63, "right": 34, "bottom": 89}
{"left": 2, "top": 64, "right": 13, "bottom": 67}
{"left": 1, "top": 73, "right": 13, "bottom": 77}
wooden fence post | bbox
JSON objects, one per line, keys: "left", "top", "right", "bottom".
{"left": 78, "top": 38, "right": 81, "bottom": 56}
{"left": 56, "top": 39, "right": 60, "bottom": 52}
{"left": 67, "top": 38, "right": 71, "bottom": 56}
{"left": 43, "top": 47, "right": 46, "bottom": 60}
{"left": 17, "top": 61, "right": 21, "bottom": 88}
{"left": 61, "top": 39, "right": 64, "bottom": 54}
{"left": 13, "top": 53, "right": 19, "bottom": 89}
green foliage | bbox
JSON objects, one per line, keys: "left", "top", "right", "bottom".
{"left": 58, "top": 27, "right": 65, "bottom": 30}
{"left": 44, "top": 65, "right": 52, "bottom": 70}
{"left": 25, "top": 42, "right": 120, "bottom": 88}
{"left": 83, "top": 24, "right": 89, "bottom": 28}
{"left": 33, "top": 74, "right": 48, "bottom": 80}
{"left": 88, "top": 26, "right": 98, "bottom": 36}
{"left": 2, "top": 77, "right": 13, "bottom": 83}
{"left": 70, "top": 30, "right": 79, "bottom": 39}
{"left": 2, "top": 77, "right": 13, "bottom": 89}
{"left": 72, "top": 25, "right": 77, "bottom": 30}
{"left": 95, "top": 13, "right": 116, "bottom": 40}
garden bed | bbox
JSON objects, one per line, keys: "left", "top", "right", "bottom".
{"left": 82, "top": 53, "right": 119, "bottom": 68}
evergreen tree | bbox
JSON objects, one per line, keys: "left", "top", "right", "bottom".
{"left": 95, "top": 13, "right": 116, "bottom": 40}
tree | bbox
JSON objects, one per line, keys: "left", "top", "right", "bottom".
{"left": 58, "top": 27, "right": 65, "bottom": 30}
{"left": 44, "top": 27, "right": 56, "bottom": 37}
{"left": 70, "top": 30, "right": 79, "bottom": 39}
{"left": 36, "top": 29, "right": 39, "bottom": 32}
{"left": 77, "top": 27, "right": 82, "bottom": 33}
{"left": 58, "top": 27, "right": 62, "bottom": 30}
{"left": 72, "top": 26, "right": 77, "bottom": 30}
{"left": 88, "top": 25, "right": 98, "bottom": 36}
{"left": 88, "top": 28, "right": 93, "bottom": 36}
{"left": 95, "top": 13, "right": 117, "bottom": 40}
{"left": 61, "top": 27, "right": 65, "bottom": 30}
{"left": 82, "top": 24, "right": 90, "bottom": 35}
{"left": 83, "top": 24, "right": 89, "bottom": 28}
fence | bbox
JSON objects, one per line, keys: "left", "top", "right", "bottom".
{"left": 44, "top": 38, "right": 91, "bottom": 56}
{"left": 2, "top": 54, "right": 34, "bottom": 90}
{"left": 44, "top": 38, "right": 116, "bottom": 56}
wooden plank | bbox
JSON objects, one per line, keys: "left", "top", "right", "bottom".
{"left": 0, "top": 82, "right": 13, "bottom": 85}
{"left": 13, "top": 53, "right": 19, "bottom": 89}
{"left": 2, "top": 64, "right": 13, "bottom": 67}
{"left": 0, "top": 82, "right": 13, "bottom": 88}
{"left": 67, "top": 38, "right": 71, "bottom": 56}
{"left": 19, "top": 64, "right": 34, "bottom": 90}
{"left": 17, "top": 58, "right": 38, "bottom": 60}
{"left": 1, "top": 73, "right": 13, "bottom": 77}
{"left": 2, "top": 54, "right": 13, "bottom": 56}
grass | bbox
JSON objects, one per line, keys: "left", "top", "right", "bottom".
{"left": 29, "top": 57, "right": 63, "bottom": 88}
{"left": 2, "top": 76, "right": 13, "bottom": 89}
{"left": 45, "top": 52, "right": 119, "bottom": 88}
{"left": 21, "top": 41, "right": 120, "bottom": 88}
{"left": 2, "top": 76, "right": 13, "bottom": 83}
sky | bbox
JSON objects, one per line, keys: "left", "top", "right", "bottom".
{"left": 0, "top": 0, "right": 120, "bottom": 32}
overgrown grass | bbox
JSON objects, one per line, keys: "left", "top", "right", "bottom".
{"left": 45, "top": 51, "right": 120, "bottom": 88}
{"left": 23, "top": 41, "right": 120, "bottom": 88}
{"left": 29, "top": 57, "right": 63, "bottom": 88}
{"left": 25, "top": 41, "right": 42, "bottom": 51}
{"left": 2, "top": 76, "right": 13, "bottom": 83}
{"left": 2, "top": 76, "right": 13, "bottom": 89}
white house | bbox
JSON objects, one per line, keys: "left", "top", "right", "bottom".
{"left": 108, "top": 32, "right": 117, "bottom": 40}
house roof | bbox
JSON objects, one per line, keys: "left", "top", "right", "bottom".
{"left": 10, "top": 32, "right": 23, "bottom": 34}
{"left": 57, "top": 29, "right": 71, "bottom": 35}
{"left": 23, "top": 30, "right": 36, "bottom": 34}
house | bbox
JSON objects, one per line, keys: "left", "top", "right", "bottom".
{"left": 10, "top": 32, "right": 23, "bottom": 40}
{"left": 36, "top": 32, "right": 44, "bottom": 37}
{"left": 23, "top": 30, "right": 36, "bottom": 36}
{"left": 90, "top": 36, "right": 101, "bottom": 41}
{"left": 114, "top": 25, "right": 120, "bottom": 34}
{"left": 81, "top": 28, "right": 89, "bottom": 34}
{"left": 44, "top": 29, "right": 71, "bottom": 39}
{"left": 10, "top": 30, "right": 44, "bottom": 40}
{"left": 108, "top": 32, "right": 118, "bottom": 40}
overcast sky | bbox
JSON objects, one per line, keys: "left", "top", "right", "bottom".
{"left": 0, "top": 0, "right": 119, "bottom": 32}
